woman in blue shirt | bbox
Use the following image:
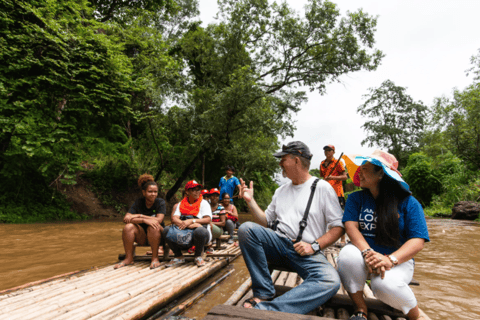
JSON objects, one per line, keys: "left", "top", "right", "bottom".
{"left": 337, "top": 150, "right": 429, "bottom": 320}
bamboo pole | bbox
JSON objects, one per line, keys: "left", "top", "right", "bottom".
{"left": 0, "top": 269, "right": 85, "bottom": 295}
{"left": 157, "top": 269, "right": 234, "bottom": 320}
{"left": 224, "top": 277, "right": 252, "bottom": 306}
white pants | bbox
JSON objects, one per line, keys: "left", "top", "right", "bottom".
{"left": 337, "top": 244, "right": 417, "bottom": 314}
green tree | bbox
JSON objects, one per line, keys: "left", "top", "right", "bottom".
{"left": 429, "top": 84, "right": 480, "bottom": 170}
{"left": 358, "top": 80, "right": 428, "bottom": 166}
{"left": 154, "top": 0, "right": 384, "bottom": 201}
{"left": 402, "top": 153, "right": 442, "bottom": 206}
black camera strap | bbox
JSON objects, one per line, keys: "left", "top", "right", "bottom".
{"left": 295, "top": 178, "right": 319, "bottom": 243}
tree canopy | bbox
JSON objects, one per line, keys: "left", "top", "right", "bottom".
{"left": 357, "top": 79, "right": 427, "bottom": 166}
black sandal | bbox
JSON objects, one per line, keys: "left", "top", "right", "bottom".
{"left": 350, "top": 311, "right": 368, "bottom": 320}
{"left": 243, "top": 297, "right": 259, "bottom": 308}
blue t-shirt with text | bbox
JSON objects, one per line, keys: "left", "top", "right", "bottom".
{"left": 219, "top": 176, "right": 240, "bottom": 200}
{"left": 343, "top": 190, "right": 430, "bottom": 255}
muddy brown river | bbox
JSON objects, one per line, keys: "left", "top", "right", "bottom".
{"left": 0, "top": 217, "right": 479, "bottom": 319}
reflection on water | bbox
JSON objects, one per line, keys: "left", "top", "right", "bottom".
{"left": 0, "top": 218, "right": 479, "bottom": 320}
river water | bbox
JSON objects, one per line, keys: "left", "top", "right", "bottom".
{"left": 0, "top": 217, "right": 479, "bottom": 320}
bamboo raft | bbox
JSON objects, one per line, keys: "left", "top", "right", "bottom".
{"left": 206, "top": 245, "right": 432, "bottom": 320}
{"left": 0, "top": 243, "right": 241, "bottom": 320}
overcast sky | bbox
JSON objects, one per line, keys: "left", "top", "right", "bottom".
{"left": 198, "top": 0, "right": 480, "bottom": 172}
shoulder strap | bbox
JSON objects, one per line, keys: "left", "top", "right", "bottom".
{"left": 295, "top": 178, "right": 320, "bottom": 243}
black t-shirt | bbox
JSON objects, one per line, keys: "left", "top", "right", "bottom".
{"left": 129, "top": 197, "right": 166, "bottom": 227}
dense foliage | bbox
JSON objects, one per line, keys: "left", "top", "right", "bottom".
{"left": 1, "top": 0, "right": 384, "bottom": 222}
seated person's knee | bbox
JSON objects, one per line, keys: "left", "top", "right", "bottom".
{"left": 193, "top": 226, "right": 208, "bottom": 238}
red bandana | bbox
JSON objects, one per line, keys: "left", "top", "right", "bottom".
{"left": 179, "top": 195, "right": 203, "bottom": 216}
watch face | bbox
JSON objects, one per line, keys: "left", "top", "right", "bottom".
{"left": 312, "top": 242, "right": 320, "bottom": 251}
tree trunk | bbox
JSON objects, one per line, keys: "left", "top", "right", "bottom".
{"left": 0, "top": 131, "right": 13, "bottom": 172}
{"left": 165, "top": 150, "right": 204, "bottom": 202}
{"left": 202, "top": 154, "right": 205, "bottom": 186}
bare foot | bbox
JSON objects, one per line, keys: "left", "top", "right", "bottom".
{"left": 114, "top": 260, "right": 134, "bottom": 269}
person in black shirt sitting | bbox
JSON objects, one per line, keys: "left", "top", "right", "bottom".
{"left": 114, "top": 174, "right": 166, "bottom": 269}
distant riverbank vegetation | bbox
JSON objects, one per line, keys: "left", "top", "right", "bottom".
{"left": 0, "top": 0, "right": 384, "bottom": 222}
{"left": 357, "top": 55, "right": 480, "bottom": 220}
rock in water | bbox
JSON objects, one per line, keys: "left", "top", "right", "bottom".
{"left": 451, "top": 201, "right": 480, "bottom": 220}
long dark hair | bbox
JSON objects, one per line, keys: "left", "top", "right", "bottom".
{"left": 371, "top": 166, "right": 411, "bottom": 247}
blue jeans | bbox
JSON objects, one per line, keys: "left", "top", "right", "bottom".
{"left": 238, "top": 222, "right": 340, "bottom": 314}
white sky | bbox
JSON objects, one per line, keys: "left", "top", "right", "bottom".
{"left": 198, "top": 0, "right": 480, "bottom": 171}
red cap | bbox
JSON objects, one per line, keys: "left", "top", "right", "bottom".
{"left": 201, "top": 189, "right": 209, "bottom": 195}
{"left": 185, "top": 180, "right": 203, "bottom": 190}
{"left": 323, "top": 145, "right": 335, "bottom": 151}
{"left": 208, "top": 188, "right": 220, "bottom": 195}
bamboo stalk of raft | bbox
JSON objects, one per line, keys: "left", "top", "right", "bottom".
{"left": 2, "top": 261, "right": 154, "bottom": 314}
{"left": 0, "top": 265, "right": 115, "bottom": 301}
{"left": 6, "top": 263, "right": 194, "bottom": 320}
{"left": 2, "top": 262, "right": 150, "bottom": 307}
{"left": 0, "top": 262, "right": 149, "bottom": 307}
{"left": 27, "top": 263, "right": 200, "bottom": 320}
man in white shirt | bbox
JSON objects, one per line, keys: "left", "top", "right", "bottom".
{"left": 238, "top": 141, "right": 344, "bottom": 314}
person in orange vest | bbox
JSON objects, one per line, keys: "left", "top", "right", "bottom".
{"left": 320, "top": 145, "right": 348, "bottom": 245}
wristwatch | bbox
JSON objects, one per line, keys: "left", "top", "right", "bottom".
{"left": 388, "top": 255, "right": 399, "bottom": 267}
{"left": 311, "top": 240, "right": 321, "bottom": 253}
{"left": 192, "top": 219, "right": 196, "bottom": 224}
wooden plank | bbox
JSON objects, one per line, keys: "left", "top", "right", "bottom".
{"left": 275, "top": 271, "right": 289, "bottom": 286}
{"left": 205, "top": 305, "right": 335, "bottom": 320}
{"left": 284, "top": 272, "right": 298, "bottom": 288}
